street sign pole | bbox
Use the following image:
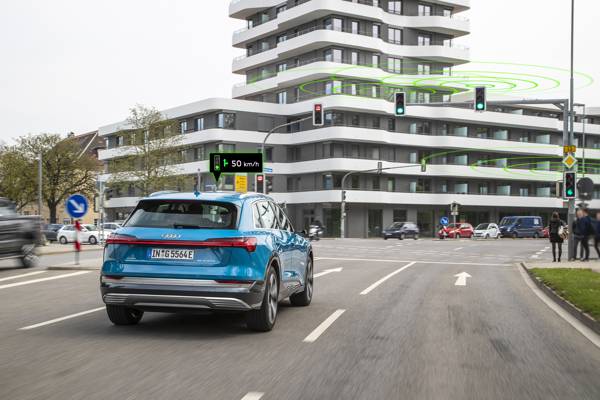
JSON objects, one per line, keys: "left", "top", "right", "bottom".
{"left": 66, "top": 194, "right": 89, "bottom": 266}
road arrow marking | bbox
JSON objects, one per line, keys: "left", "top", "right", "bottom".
{"left": 69, "top": 199, "right": 85, "bottom": 214}
{"left": 314, "top": 267, "right": 343, "bottom": 278}
{"left": 454, "top": 272, "right": 471, "bottom": 286}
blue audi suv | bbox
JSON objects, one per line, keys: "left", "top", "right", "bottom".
{"left": 100, "top": 192, "right": 313, "bottom": 331}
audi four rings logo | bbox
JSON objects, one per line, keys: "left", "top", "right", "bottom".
{"left": 161, "top": 233, "right": 181, "bottom": 239}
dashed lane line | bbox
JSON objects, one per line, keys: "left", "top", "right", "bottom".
{"left": 19, "top": 307, "right": 105, "bottom": 330}
{"left": 0, "top": 271, "right": 91, "bottom": 290}
{"left": 360, "top": 262, "right": 416, "bottom": 295}
{"left": 241, "top": 392, "right": 264, "bottom": 400}
{"left": 303, "top": 309, "right": 346, "bottom": 343}
{"left": 0, "top": 270, "right": 46, "bottom": 282}
{"left": 314, "top": 257, "right": 509, "bottom": 266}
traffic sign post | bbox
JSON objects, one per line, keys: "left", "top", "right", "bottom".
{"left": 66, "top": 194, "right": 88, "bottom": 265}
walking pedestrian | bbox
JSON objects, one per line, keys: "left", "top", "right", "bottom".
{"left": 572, "top": 209, "right": 584, "bottom": 261}
{"left": 548, "top": 212, "right": 566, "bottom": 262}
{"left": 577, "top": 208, "right": 593, "bottom": 262}
{"left": 594, "top": 212, "right": 600, "bottom": 259}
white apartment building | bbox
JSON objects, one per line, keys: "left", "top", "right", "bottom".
{"left": 98, "top": 0, "right": 600, "bottom": 237}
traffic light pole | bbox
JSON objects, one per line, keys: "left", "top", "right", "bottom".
{"left": 260, "top": 116, "right": 312, "bottom": 194}
{"left": 340, "top": 164, "right": 421, "bottom": 238}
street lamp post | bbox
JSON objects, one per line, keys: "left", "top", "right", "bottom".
{"left": 37, "top": 153, "right": 42, "bottom": 218}
{"left": 567, "top": 0, "right": 576, "bottom": 260}
{"left": 260, "top": 116, "right": 312, "bottom": 194}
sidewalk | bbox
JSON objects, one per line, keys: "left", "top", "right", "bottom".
{"left": 38, "top": 243, "right": 103, "bottom": 256}
{"left": 526, "top": 260, "right": 600, "bottom": 273}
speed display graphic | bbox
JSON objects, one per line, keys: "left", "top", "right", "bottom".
{"left": 210, "top": 153, "right": 263, "bottom": 181}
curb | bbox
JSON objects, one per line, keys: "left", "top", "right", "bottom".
{"left": 520, "top": 262, "right": 600, "bottom": 336}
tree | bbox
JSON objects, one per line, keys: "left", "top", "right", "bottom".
{"left": 108, "top": 105, "right": 184, "bottom": 197}
{"left": 17, "top": 133, "right": 100, "bottom": 223}
{"left": 0, "top": 146, "right": 37, "bottom": 211}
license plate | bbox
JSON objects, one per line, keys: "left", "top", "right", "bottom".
{"left": 150, "top": 248, "right": 195, "bottom": 261}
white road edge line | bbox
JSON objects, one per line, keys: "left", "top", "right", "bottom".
{"left": 303, "top": 309, "right": 346, "bottom": 343}
{"left": 517, "top": 264, "right": 600, "bottom": 349}
{"left": 19, "top": 307, "right": 105, "bottom": 331}
{"left": 0, "top": 270, "right": 46, "bottom": 282}
{"left": 313, "top": 267, "right": 343, "bottom": 278}
{"left": 360, "top": 262, "right": 416, "bottom": 295}
{"left": 240, "top": 392, "right": 264, "bottom": 400}
{"left": 454, "top": 247, "right": 464, "bottom": 251}
{"left": 315, "top": 257, "right": 508, "bottom": 266}
{"left": 0, "top": 271, "right": 91, "bottom": 290}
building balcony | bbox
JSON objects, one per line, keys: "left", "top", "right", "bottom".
{"left": 233, "top": 0, "right": 470, "bottom": 48}
{"left": 229, "top": 0, "right": 283, "bottom": 20}
{"left": 232, "top": 28, "right": 469, "bottom": 73}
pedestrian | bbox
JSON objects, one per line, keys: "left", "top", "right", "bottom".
{"left": 573, "top": 208, "right": 593, "bottom": 261}
{"left": 548, "top": 212, "right": 566, "bottom": 262}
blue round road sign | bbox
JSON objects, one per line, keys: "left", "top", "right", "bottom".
{"left": 440, "top": 216, "right": 449, "bottom": 226}
{"left": 66, "top": 194, "right": 89, "bottom": 219}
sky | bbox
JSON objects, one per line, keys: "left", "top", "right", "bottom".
{"left": 0, "top": 0, "right": 598, "bottom": 143}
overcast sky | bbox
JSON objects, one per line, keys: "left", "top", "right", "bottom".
{"left": 0, "top": 0, "right": 597, "bottom": 142}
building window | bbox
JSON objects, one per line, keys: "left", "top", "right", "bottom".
{"left": 409, "top": 151, "right": 418, "bottom": 164}
{"left": 276, "top": 5, "right": 287, "bottom": 15}
{"left": 325, "top": 17, "right": 343, "bottom": 32}
{"left": 372, "top": 176, "right": 380, "bottom": 190}
{"left": 443, "top": 8, "right": 452, "bottom": 17}
{"left": 217, "top": 143, "right": 235, "bottom": 153}
{"left": 409, "top": 122, "right": 431, "bottom": 134}
{"left": 388, "top": 1, "right": 402, "bottom": 14}
{"left": 372, "top": 24, "right": 380, "bottom": 38}
{"left": 520, "top": 187, "right": 529, "bottom": 197}
{"left": 277, "top": 63, "right": 287, "bottom": 72}
{"left": 351, "top": 20, "right": 359, "bottom": 34}
{"left": 388, "top": 118, "right": 396, "bottom": 131}
{"left": 195, "top": 117, "right": 204, "bottom": 131}
{"left": 351, "top": 175, "right": 360, "bottom": 189}
{"left": 277, "top": 91, "right": 287, "bottom": 104}
{"left": 325, "top": 80, "right": 342, "bottom": 95}
{"left": 454, "top": 154, "right": 468, "bottom": 165}
{"left": 387, "top": 178, "right": 395, "bottom": 192}
{"left": 418, "top": 34, "right": 431, "bottom": 46}
{"left": 116, "top": 136, "right": 124, "bottom": 147}
{"left": 351, "top": 51, "right": 359, "bottom": 65}
{"left": 324, "top": 48, "right": 343, "bottom": 63}
{"left": 453, "top": 126, "right": 468, "bottom": 137}
{"left": 418, "top": 3, "right": 432, "bottom": 16}
{"left": 349, "top": 83, "right": 357, "bottom": 96}
{"left": 479, "top": 184, "right": 488, "bottom": 195}
{"left": 294, "top": 87, "right": 301, "bottom": 102}
{"left": 194, "top": 146, "right": 204, "bottom": 161}
{"left": 180, "top": 121, "right": 188, "bottom": 134}
{"left": 388, "top": 28, "right": 402, "bottom": 45}
{"left": 417, "top": 64, "right": 431, "bottom": 75}
{"left": 216, "top": 113, "right": 236, "bottom": 129}
{"left": 388, "top": 57, "right": 402, "bottom": 73}
{"left": 455, "top": 183, "right": 468, "bottom": 194}
{"left": 276, "top": 34, "right": 287, "bottom": 43}
{"left": 372, "top": 54, "right": 380, "bottom": 68}
{"left": 493, "top": 129, "right": 508, "bottom": 140}
{"left": 497, "top": 184, "right": 511, "bottom": 196}
{"left": 351, "top": 115, "right": 359, "bottom": 126}
{"left": 323, "top": 174, "right": 334, "bottom": 190}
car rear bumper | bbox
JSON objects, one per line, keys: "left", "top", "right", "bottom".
{"left": 100, "top": 276, "right": 265, "bottom": 311}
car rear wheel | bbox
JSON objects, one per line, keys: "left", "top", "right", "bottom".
{"left": 290, "top": 257, "right": 313, "bottom": 307}
{"left": 246, "top": 266, "right": 278, "bottom": 332}
{"left": 59, "top": 236, "right": 68, "bottom": 244}
{"left": 106, "top": 305, "right": 143, "bottom": 325}
{"left": 89, "top": 236, "right": 98, "bottom": 245}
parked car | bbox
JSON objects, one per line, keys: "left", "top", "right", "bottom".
{"left": 438, "top": 223, "right": 474, "bottom": 239}
{"left": 472, "top": 223, "right": 500, "bottom": 239}
{"left": 499, "top": 216, "right": 544, "bottom": 238}
{"left": 41, "top": 224, "right": 64, "bottom": 242}
{"left": 382, "top": 222, "right": 419, "bottom": 240}
{"left": 57, "top": 224, "right": 101, "bottom": 245}
{"left": 100, "top": 192, "right": 313, "bottom": 332}
{"left": 0, "top": 198, "right": 42, "bottom": 268}
{"left": 97, "top": 223, "right": 121, "bottom": 242}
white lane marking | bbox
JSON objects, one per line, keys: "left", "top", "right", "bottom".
{"left": 454, "top": 247, "right": 464, "bottom": 251}
{"left": 314, "top": 267, "right": 343, "bottom": 278}
{"left": 241, "top": 392, "right": 264, "bottom": 400}
{"left": 0, "top": 271, "right": 90, "bottom": 290}
{"left": 19, "top": 307, "right": 105, "bottom": 330}
{"left": 531, "top": 255, "right": 539, "bottom": 259}
{"left": 0, "top": 270, "right": 46, "bottom": 282}
{"left": 315, "top": 257, "right": 508, "bottom": 266}
{"left": 360, "top": 262, "right": 416, "bottom": 295}
{"left": 454, "top": 272, "right": 472, "bottom": 286}
{"left": 303, "top": 309, "right": 345, "bottom": 343}
{"left": 518, "top": 265, "right": 600, "bottom": 349}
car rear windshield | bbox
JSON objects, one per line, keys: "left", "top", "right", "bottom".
{"left": 476, "top": 223, "right": 489, "bottom": 230}
{"left": 124, "top": 200, "right": 237, "bottom": 229}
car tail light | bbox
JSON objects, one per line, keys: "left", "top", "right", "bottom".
{"left": 105, "top": 233, "right": 138, "bottom": 244}
{"left": 203, "top": 237, "right": 257, "bottom": 252}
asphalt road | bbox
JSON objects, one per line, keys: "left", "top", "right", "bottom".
{"left": 0, "top": 239, "right": 599, "bottom": 400}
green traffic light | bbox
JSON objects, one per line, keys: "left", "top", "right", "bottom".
{"left": 567, "top": 189, "right": 574, "bottom": 196}
{"left": 476, "top": 103, "right": 484, "bottom": 110}
{"left": 397, "top": 107, "right": 404, "bottom": 114}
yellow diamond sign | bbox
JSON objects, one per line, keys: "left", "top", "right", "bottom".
{"left": 563, "top": 154, "right": 577, "bottom": 169}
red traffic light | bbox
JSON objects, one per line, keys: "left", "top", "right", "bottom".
{"left": 257, "top": 175, "right": 264, "bottom": 182}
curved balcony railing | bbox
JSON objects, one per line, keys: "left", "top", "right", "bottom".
{"left": 234, "top": 24, "right": 469, "bottom": 61}
{"left": 234, "top": 0, "right": 469, "bottom": 34}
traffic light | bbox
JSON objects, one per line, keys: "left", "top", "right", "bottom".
{"left": 313, "top": 103, "right": 324, "bottom": 126}
{"left": 255, "top": 174, "right": 264, "bottom": 193}
{"left": 564, "top": 172, "right": 576, "bottom": 199}
{"left": 474, "top": 87, "right": 486, "bottom": 111}
{"left": 394, "top": 92, "right": 406, "bottom": 116}
{"left": 577, "top": 177, "right": 593, "bottom": 200}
